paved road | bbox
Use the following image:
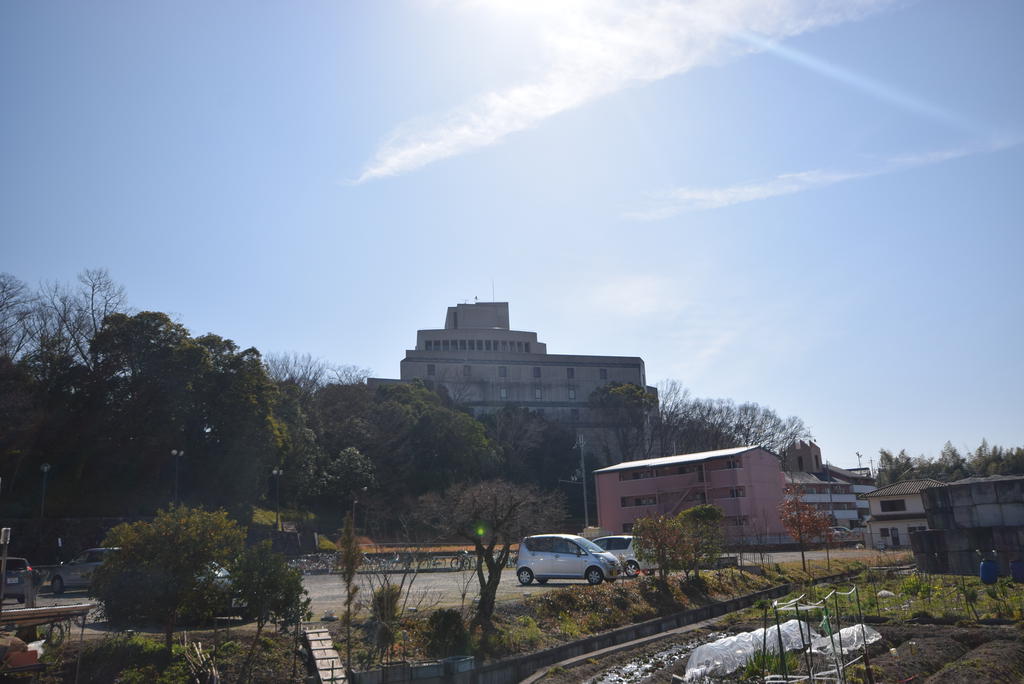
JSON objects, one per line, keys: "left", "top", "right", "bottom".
{"left": 302, "top": 548, "right": 891, "bottom": 618}
{"left": 303, "top": 568, "right": 584, "bottom": 618}
{"left": 8, "top": 548, "right": 893, "bottom": 622}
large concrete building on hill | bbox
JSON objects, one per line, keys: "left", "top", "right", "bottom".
{"left": 368, "top": 301, "right": 656, "bottom": 465}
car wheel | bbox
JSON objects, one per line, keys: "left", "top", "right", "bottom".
{"left": 536, "top": 578, "right": 548, "bottom": 585}
{"left": 585, "top": 566, "right": 604, "bottom": 585}
{"left": 51, "top": 575, "right": 65, "bottom": 595}
{"left": 517, "top": 568, "right": 534, "bottom": 585}
{"left": 625, "top": 560, "right": 641, "bottom": 577}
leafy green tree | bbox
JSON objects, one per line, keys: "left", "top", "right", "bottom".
{"left": 419, "top": 480, "right": 565, "bottom": 637}
{"left": 322, "top": 446, "right": 376, "bottom": 516}
{"left": 91, "top": 506, "right": 245, "bottom": 651}
{"left": 632, "top": 513, "right": 692, "bottom": 581}
{"left": 231, "top": 540, "right": 311, "bottom": 679}
{"left": 480, "top": 406, "right": 577, "bottom": 487}
{"left": 367, "top": 382, "right": 498, "bottom": 501}
{"left": 876, "top": 448, "right": 915, "bottom": 486}
{"left": 589, "top": 382, "right": 658, "bottom": 462}
{"left": 679, "top": 504, "right": 724, "bottom": 579}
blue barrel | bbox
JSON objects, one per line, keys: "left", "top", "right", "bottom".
{"left": 980, "top": 559, "right": 998, "bottom": 585}
{"left": 1011, "top": 560, "right": 1024, "bottom": 583}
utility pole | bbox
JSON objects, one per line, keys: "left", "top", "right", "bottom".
{"left": 558, "top": 435, "right": 590, "bottom": 530}
{"left": 39, "top": 463, "right": 51, "bottom": 518}
{"left": 0, "top": 528, "right": 10, "bottom": 618}
{"left": 577, "top": 435, "right": 589, "bottom": 530}
{"left": 272, "top": 468, "right": 283, "bottom": 531}
{"left": 171, "top": 449, "right": 184, "bottom": 505}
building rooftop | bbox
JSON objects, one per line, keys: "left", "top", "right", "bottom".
{"left": 943, "top": 474, "right": 1024, "bottom": 486}
{"left": 861, "top": 478, "right": 946, "bottom": 498}
{"left": 593, "top": 446, "right": 763, "bottom": 474}
{"left": 785, "top": 471, "right": 828, "bottom": 485}
{"left": 823, "top": 463, "right": 875, "bottom": 483}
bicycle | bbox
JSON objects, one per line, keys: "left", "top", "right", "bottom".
{"left": 449, "top": 551, "right": 472, "bottom": 571}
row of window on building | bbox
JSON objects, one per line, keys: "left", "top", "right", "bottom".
{"left": 619, "top": 487, "right": 746, "bottom": 508}
{"left": 616, "top": 458, "right": 742, "bottom": 482}
{"left": 426, "top": 363, "right": 603, "bottom": 380}
{"left": 424, "top": 339, "right": 532, "bottom": 353}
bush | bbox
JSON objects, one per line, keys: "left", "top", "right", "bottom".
{"left": 425, "top": 609, "right": 468, "bottom": 658}
{"left": 76, "top": 635, "right": 171, "bottom": 684}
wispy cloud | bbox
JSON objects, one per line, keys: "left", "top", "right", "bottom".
{"left": 357, "top": 0, "right": 898, "bottom": 182}
{"left": 625, "top": 137, "right": 1021, "bottom": 219}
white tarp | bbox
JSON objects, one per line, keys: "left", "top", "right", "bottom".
{"left": 810, "top": 624, "right": 881, "bottom": 656}
{"left": 684, "top": 619, "right": 820, "bottom": 681}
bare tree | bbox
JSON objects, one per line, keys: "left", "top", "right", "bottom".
{"left": 331, "top": 364, "right": 371, "bottom": 385}
{"left": 653, "top": 380, "right": 811, "bottom": 457}
{"left": 25, "top": 268, "right": 128, "bottom": 369}
{"left": 266, "top": 352, "right": 371, "bottom": 398}
{"left": 0, "top": 273, "right": 34, "bottom": 360}
{"left": 419, "top": 480, "right": 565, "bottom": 637}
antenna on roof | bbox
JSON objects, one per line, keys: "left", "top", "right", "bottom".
{"left": 491, "top": 279, "right": 495, "bottom": 302}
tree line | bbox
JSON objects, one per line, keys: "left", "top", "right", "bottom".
{"left": 2, "top": 269, "right": 820, "bottom": 529}
{"left": 875, "top": 440, "right": 1024, "bottom": 486}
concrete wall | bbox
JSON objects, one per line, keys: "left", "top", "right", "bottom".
{"left": 913, "top": 525, "right": 1024, "bottom": 575}
{"left": 923, "top": 477, "right": 1024, "bottom": 530}
{"left": 913, "top": 476, "right": 1024, "bottom": 575}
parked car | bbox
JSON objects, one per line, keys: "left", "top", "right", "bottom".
{"left": 516, "top": 534, "right": 622, "bottom": 585}
{"left": 50, "top": 547, "right": 118, "bottom": 594}
{"left": 3, "top": 557, "right": 34, "bottom": 603}
{"left": 592, "top": 535, "right": 654, "bottom": 577}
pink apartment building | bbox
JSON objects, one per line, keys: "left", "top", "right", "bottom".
{"left": 593, "top": 446, "right": 788, "bottom": 538}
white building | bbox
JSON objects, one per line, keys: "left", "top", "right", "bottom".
{"left": 784, "top": 471, "right": 860, "bottom": 526}
{"left": 862, "top": 479, "right": 945, "bottom": 549}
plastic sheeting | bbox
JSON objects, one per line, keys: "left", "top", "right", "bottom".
{"left": 684, "top": 619, "right": 820, "bottom": 681}
{"left": 810, "top": 624, "right": 881, "bottom": 656}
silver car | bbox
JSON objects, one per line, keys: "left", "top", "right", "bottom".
{"left": 50, "top": 547, "right": 118, "bottom": 594}
{"left": 516, "top": 534, "right": 621, "bottom": 585}
{"left": 2, "top": 557, "right": 34, "bottom": 603}
{"left": 593, "top": 535, "right": 655, "bottom": 577}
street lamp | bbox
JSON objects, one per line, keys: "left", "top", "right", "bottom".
{"left": 171, "top": 449, "right": 184, "bottom": 505}
{"left": 351, "top": 485, "right": 368, "bottom": 535}
{"left": 39, "top": 464, "right": 51, "bottom": 518}
{"left": 271, "top": 468, "right": 283, "bottom": 531}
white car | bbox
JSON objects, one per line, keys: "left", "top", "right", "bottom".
{"left": 593, "top": 535, "right": 654, "bottom": 577}
{"left": 50, "top": 547, "right": 118, "bottom": 594}
{"left": 516, "top": 534, "right": 622, "bottom": 585}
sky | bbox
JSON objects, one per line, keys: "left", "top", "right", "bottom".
{"left": 3, "top": 0, "right": 1022, "bottom": 470}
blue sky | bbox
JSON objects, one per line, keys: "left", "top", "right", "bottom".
{"left": 3, "top": 0, "right": 1022, "bottom": 470}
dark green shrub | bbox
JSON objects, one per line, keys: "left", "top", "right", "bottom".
{"left": 425, "top": 609, "right": 468, "bottom": 658}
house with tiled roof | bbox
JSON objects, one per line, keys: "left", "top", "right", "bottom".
{"left": 862, "top": 478, "right": 945, "bottom": 549}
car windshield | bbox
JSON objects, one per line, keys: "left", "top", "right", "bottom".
{"left": 575, "top": 538, "right": 605, "bottom": 554}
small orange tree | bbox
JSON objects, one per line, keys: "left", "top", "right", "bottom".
{"left": 778, "top": 491, "right": 830, "bottom": 573}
